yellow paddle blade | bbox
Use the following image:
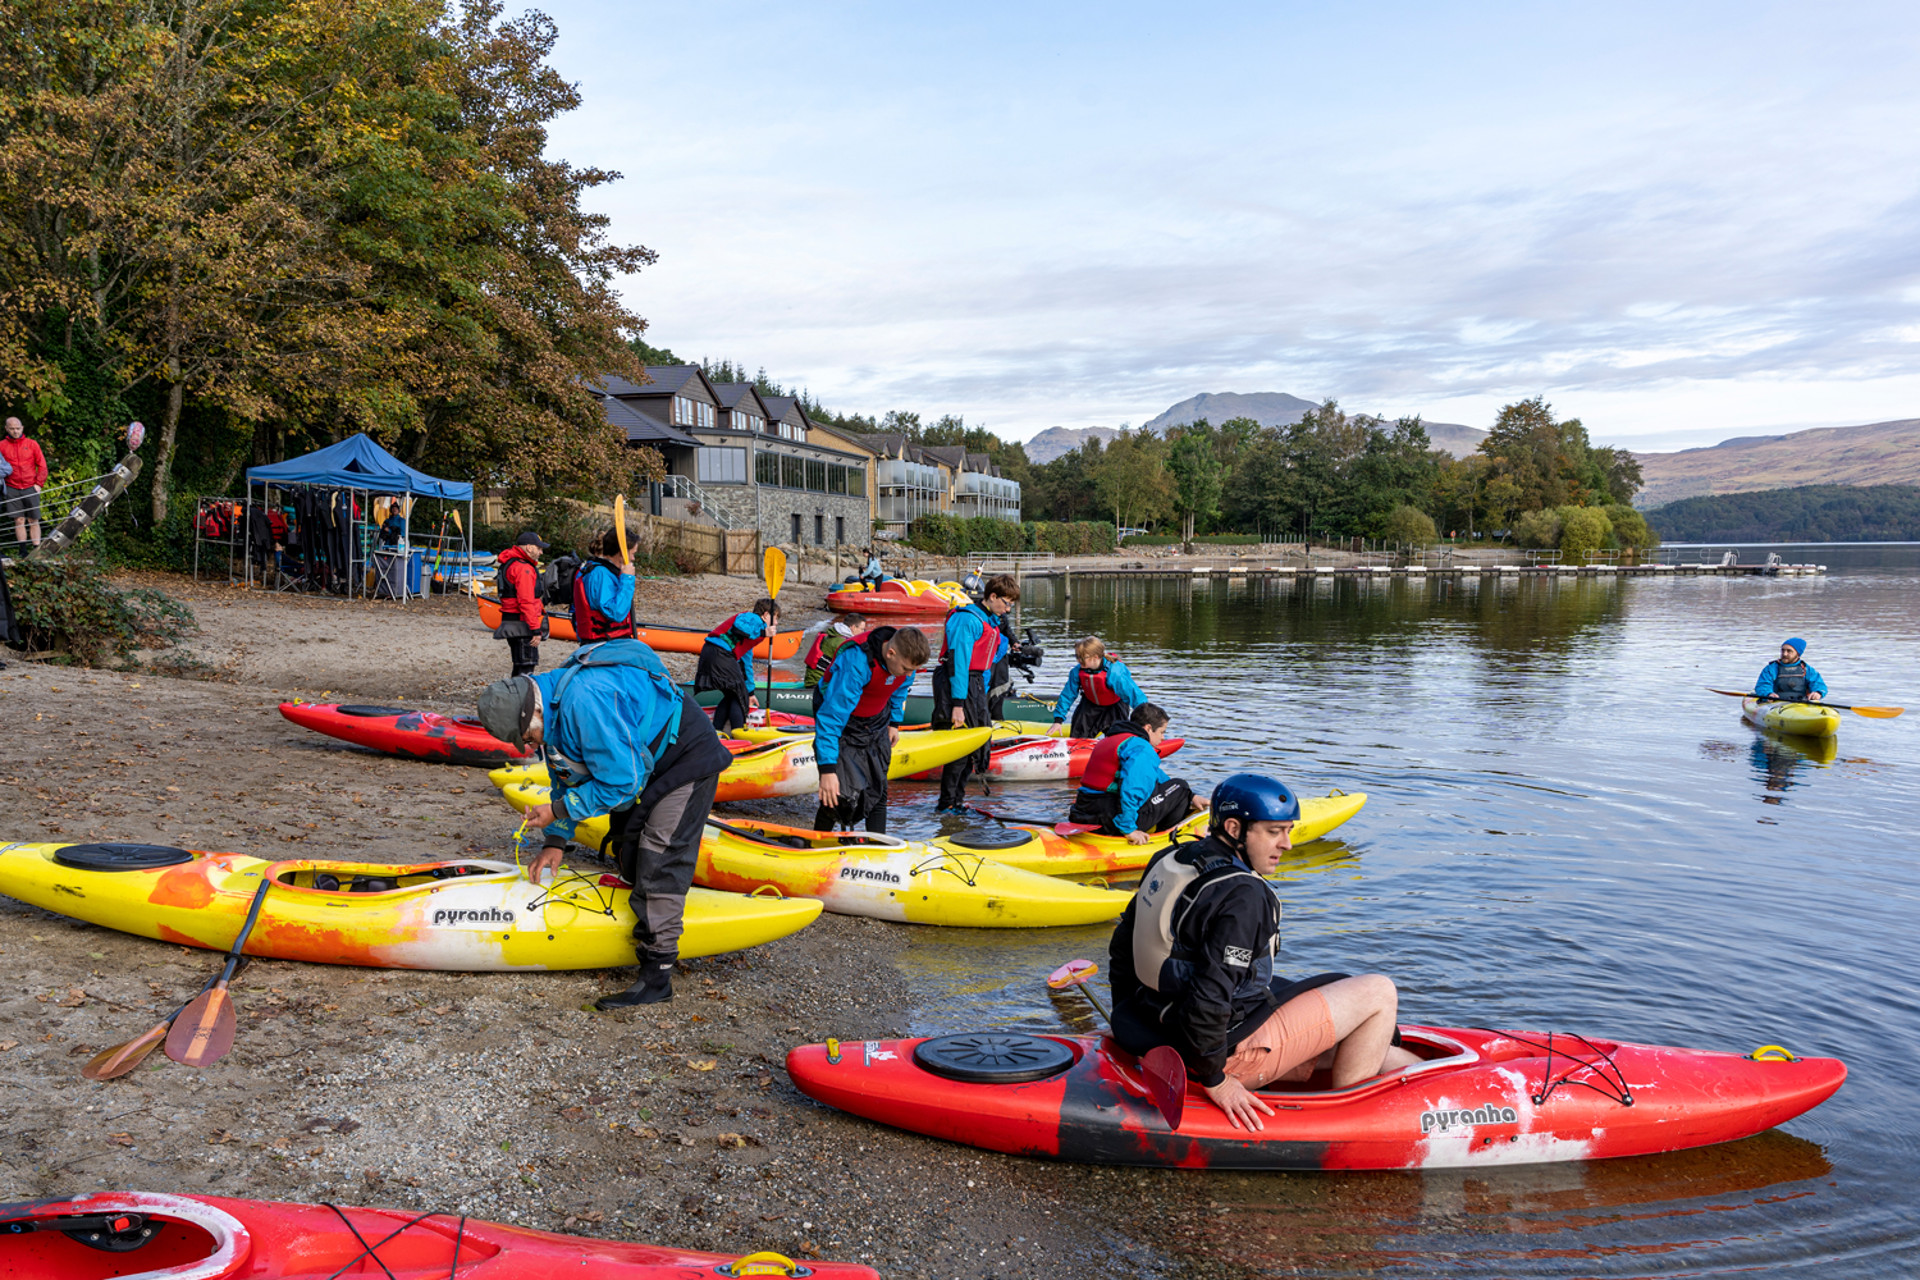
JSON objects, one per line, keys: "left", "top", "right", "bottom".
{"left": 762, "top": 547, "right": 787, "bottom": 599}
{"left": 450, "top": 507, "right": 463, "bottom": 532}
{"left": 613, "top": 494, "right": 629, "bottom": 565}
{"left": 1850, "top": 705, "right": 1904, "bottom": 718}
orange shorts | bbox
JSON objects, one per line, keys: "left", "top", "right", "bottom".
{"left": 1222, "top": 988, "right": 1337, "bottom": 1088}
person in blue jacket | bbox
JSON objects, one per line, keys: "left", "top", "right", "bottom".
{"left": 812, "top": 626, "right": 933, "bottom": 833}
{"left": 570, "top": 523, "right": 637, "bottom": 642}
{"left": 477, "top": 638, "right": 733, "bottom": 1008}
{"left": 1068, "top": 703, "right": 1207, "bottom": 843}
{"left": 933, "top": 573, "right": 1019, "bottom": 811}
{"left": 1052, "top": 635, "right": 1147, "bottom": 739}
{"left": 695, "top": 598, "right": 779, "bottom": 735}
{"left": 1755, "top": 637, "right": 1828, "bottom": 702}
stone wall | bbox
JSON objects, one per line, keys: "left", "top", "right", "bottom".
{"left": 692, "top": 484, "right": 870, "bottom": 551}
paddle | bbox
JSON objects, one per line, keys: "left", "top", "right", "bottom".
{"left": 1046, "top": 960, "right": 1185, "bottom": 1129}
{"left": 761, "top": 547, "right": 787, "bottom": 721}
{"left": 164, "top": 879, "right": 271, "bottom": 1068}
{"left": 1706, "top": 688, "right": 1903, "bottom": 718}
{"left": 81, "top": 959, "right": 251, "bottom": 1081}
{"left": 968, "top": 804, "right": 1100, "bottom": 836}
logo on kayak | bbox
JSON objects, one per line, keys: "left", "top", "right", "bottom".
{"left": 839, "top": 866, "right": 905, "bottom": 886}
{"left": 1420, "top": 1105, "right": 1518, "bottom": 1134}
{"left": 431, "top": 907, "right": 515, "bottom": 926}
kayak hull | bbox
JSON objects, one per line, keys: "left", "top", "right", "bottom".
{"left": 686, "top": 681, "right": 1053, "bottom": 724}
{"left": 786, "top": 1027, "right": 1846, "bottom": 1171}
{"left": 827, "top": 579, "right": 969, "bottom": 616}
{"left": 278, "top": 702, "right": 536, "bottom": 768}
{"left": 1743, "top": 696, "right": 1840, "bottom": 740}
{"left": 477, "top": 596, "right": 803, "bottom": 658}
{"left": 0, "top": 844, "right": 818, "bottom": 970}
{"left": 953, "top": 792, "right": 1368, "bottom": 877}
{"left": 0, "top": 1191, "right": 876, "bottom": 1279}
{"left": 907, "top": 732, "right": 1185, "bottom": 783}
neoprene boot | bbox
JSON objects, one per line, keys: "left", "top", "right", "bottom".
{"left": 595, "top": 952, "right": 676, "bottom": 1009}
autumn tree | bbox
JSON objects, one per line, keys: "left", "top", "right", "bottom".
{"left": 1093, "top": 430, "right": 1173, "bottom": 533}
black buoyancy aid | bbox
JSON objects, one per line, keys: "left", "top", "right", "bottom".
{"left": 494, "top": 548, "right": 539, "bottom": 617}
{"left": 571, "top": 559, "right": 635, "bottom": 642}
{"left": 1773, "top": 661, "right": 1811, "bottom": 699}
{"left": 941, "top": 605, "right": 1002, "bottom": 673}
{"left": 847, "top": 628, "right": 912, "bottom": 718}
{"left": 1080, "top": 721, "right": 1148, "bottom": 793}
{"left": 1078, "top": 662, "right": 1123, "bottom": 707}
{"left": 1130, "top": 841, "right": 1279, "bottom": 1006}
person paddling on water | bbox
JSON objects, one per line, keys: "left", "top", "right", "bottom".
{"left": 1755, "top": 637, "right": 1827, "bottom": 702}
{"left": 1051, "top": 636, "right": 1147, "bottom": 740}
{"left": 933, "top": 573, "right": 1019, "bottom": 812}
{"left": 813, "top": 626, "right": 933, "bottom": 833}
{"left": 696, "top": 599, "right": 780, "bottom": 736}
{"left": 1067, "top": 703, "right": 1207, "bottom": 843}
{"left": 1109, "top": 773, "right": 1421, "bottom": 1131}
{"left": 570, "top": 523, "right": 637, "bottom": 642}
{"left": 477, "top": 639, "right": 733, "bottom": 1008}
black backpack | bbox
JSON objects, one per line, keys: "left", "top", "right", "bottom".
{"left": 541, "top": 554, "right": 580, "bottom": 606}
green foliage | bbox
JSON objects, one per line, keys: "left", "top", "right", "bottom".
{"left": 1221, "top": 403, "right": 1439, "bottom": 540}
{"left": 1167, "top": 423, "right": 1224, "bottom": 544}
{"left": 1513, "top": 508, "right": 1563, "bottom": 549}
{"left": 1025, "top": 439, "right": 1103, "bottom": 522}
{"left": 1120, "top": 533, "right": 1261, "bottom": 547}
{"left": 1476, "top": 398, "right": 1641, "bottom": 514}
{"left": 1558, "top": 506, "right": 1613, "bottom": 560}
{"left": 1027, "top": 521, "right": 1116, "bottom": 554}
{"left": 8, "top": 561, "right": 195, "bottom": 666}
{"left": 1647, "top": 485, "right": 1920, "bottom": 542}
{"left": 1384, "top": 504, "right": 1437, "bottom": 546}
{"left": 1601, "top": 503, "right": 1659, "bottom": 550}
{"left": 1093, "top": 431, "right": 1174, "bottom": 532}
{"left": 903, "top": 515, "right": 1115, "bottom": 556}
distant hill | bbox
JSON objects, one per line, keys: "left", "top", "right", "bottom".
{"left": 1647, "top": 484, "right": 1920, "bottom": 541}
{"left": 1024, "top": 425, "right": 1120, "bottom": 464}
{"left": 1636, "top": 416, "right": 1920, "bottom": 508}
{"left": 1139, "top": 391, "right": 1486, "bottom": 458}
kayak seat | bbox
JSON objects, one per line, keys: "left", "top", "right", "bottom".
{"left": 946, "top": 829, "right": 1036, "bottom": 852}
{"left": 336, "top": 705, "right": 412, "bottom": 718}
{"left": 913, "top": 1032, "right": 1075, "bottom": 1084}
{"left": 53, "top": 843, "right": 194, "bottom": 872}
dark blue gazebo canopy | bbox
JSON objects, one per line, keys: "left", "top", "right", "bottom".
{"left": 245, "top": 433, "right": 472, "bottom": 500}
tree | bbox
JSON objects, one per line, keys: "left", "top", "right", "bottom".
{"left": 1603, "top": 503, "right": 1658, "bottom": 551}
{"left": 1092, "top": 430, "right": 1172, "bottom": 533}
{"left": 1559, "top": 506, "right": 1613, "bottom": 561}
{"left": 1513, "top": 508, "right": 1562, "bottom": 548}
{"left": 1026, "top": 437, "right": 1102, "bottom": 521}
{"left": 1167, "top": 421, "right": 1223, "bottom": 549}
{"left": 1384, "top": 504, "right": 1436, "bottom": 546}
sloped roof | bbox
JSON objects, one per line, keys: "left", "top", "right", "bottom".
{"left": 711, "top": 382, "right": 769, "bottom": 417}
{"left": 595, "top": 393, "right": 696, "bottom": 446}
{"left": 246, "top": 433, "right": 471, "bottom": 499}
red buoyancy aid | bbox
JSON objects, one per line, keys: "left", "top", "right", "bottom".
{"left": 707, "top": 614, "right": 760, "bottom": 659}
{"left": 1078, "top": 663, "right": 1122, "bottom": 706}
{"left": 942, "top": 605, "right": 1003, "bottom": 673}
{"left": 1080, "top": 722, "right": 1147, "bottom": 793}
{"left": 848, "top": 629, "right": 913, "bottom": 718}
{"left": 571, "top": 560, "right": 635, "bottom": 642}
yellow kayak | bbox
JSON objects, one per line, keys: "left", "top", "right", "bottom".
{"left": 0, "top": 842, "right": 820, "bottom": 970}
{"left": 488, "top": 727, "right": 993, "bottom": 800}
{"left": 1742, "top": 697, "right": 1841, "bottom": 740}
{"left": 934, "top": 791, "right": 1369, "bottom": 877}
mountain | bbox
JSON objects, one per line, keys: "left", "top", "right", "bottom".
{"left": 1023, "top": 425, "right": 1120, "bottom": 464}
{"left": 1140, "top": 391, "right": 1487, "bottom": 458}
{"left": 1635, "top": 417, "right": 1920, "bottom": 508}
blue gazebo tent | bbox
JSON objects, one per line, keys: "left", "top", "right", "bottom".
{"left": 244, "top": 434, "right": 473, "bottom": 600}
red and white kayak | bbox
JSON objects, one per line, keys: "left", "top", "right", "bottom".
{"left": 786, "top": 1026, "right": 1844, "bottom": 1170}
{"left": 279, "top": 702, "right": 536, "bottom": 768}
{"left": 0, "top": 1190, "right": 875, "bottom": 1278}
{"left": 907, "top": 732, "right": 1185, "bottom": 783}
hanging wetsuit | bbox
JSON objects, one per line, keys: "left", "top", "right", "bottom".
{"left": 933, "top": 600, "right": 1007, "bottom": 810}
{"left": 1068, "top": 721, "right": 1192, "bottom": 837}
{"left": 811, "top": 628, "right": 915, "bottom": 833}
{"left": 1054, "top": 658, "right": 1147, "bottom": 740}
{"left": 571, "top": 557, "right": 636, "bottom": 642}
{"left": 695, "top": 611, "right": 767, "bottom": 734}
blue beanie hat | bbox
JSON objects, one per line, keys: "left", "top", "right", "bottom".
{"left": 1783, "top": 637, "right": 1807, "bottom": 657}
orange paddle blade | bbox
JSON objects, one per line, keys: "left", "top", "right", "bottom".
{"left": 1047, "top": 959, "right": 1099, "bottom": 990}
{"left": 83, "top": 1023, "right": 169, "bottom": 1081}
{"left": 165, "top": 987, "right": 237, "bottom": 1067}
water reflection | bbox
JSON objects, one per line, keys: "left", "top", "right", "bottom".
{"left": 1751, "top": 732, "right": 1839, "bottom": 803}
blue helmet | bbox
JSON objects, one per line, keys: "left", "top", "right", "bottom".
{"left": 1210, "top": 774, "right": 1301, "bottom": 835}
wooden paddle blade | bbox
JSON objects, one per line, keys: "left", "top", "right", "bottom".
{"left": 1141, "top": 1045, "right": 1188, "bottom": 1130}
{"left": 164, "top": 988, "right": 237, "bottom": 1067}
{"left": 82, "top": 1023, "right": 169, "bottom": 1081}
{"left": 1047, "top": 959, "right": 1099, "bottom": 990}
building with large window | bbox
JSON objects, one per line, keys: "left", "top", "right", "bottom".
{"left": 858, "top": 435, "right": 1022, "bottom": 528}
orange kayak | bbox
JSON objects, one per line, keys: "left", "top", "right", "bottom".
{"left": 475, "top": 595, "right": 804, "bottom": 658}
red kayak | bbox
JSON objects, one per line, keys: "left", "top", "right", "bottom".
{"left": 279, "top": 702, "right": 536, "bottom": 768}
{"left": 786, "top": 1026, "right": 1844, "bottom": 1170}
{"left": 825, "top": 582, "right": 958, "bottom": 618}
{"left": 0, "top": 1190, "right": 875, "bottom": 1278}
{"left": 908, "top": 732, "right": 1184, "bottom": 783}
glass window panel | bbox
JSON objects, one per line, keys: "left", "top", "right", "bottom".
{"left": 806, "top": 460, "right": 827, "bottom": 491}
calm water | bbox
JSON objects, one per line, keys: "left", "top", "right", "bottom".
{"left": 756, "top": 549, "right": 1919, "bottom": 1276}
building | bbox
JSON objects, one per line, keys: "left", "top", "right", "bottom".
{"left": 590, "top": 367, "right": 871, "bottom": 549}
{"left": 858, "top": 435, "right": 1021, "bottom": 529}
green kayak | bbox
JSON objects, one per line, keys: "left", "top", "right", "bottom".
{"left": 684, "top": 681, "right": 1053, "bottom": 724}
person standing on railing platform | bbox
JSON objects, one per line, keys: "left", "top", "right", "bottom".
{"left": 1, "top": 418, "right": 46, "bottom": 549}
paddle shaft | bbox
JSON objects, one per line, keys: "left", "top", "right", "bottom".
{"left": 82, "top": 959, "right": 250, "bottom": 1081}
{"left": 761, "top": 548, "right": 787, "bottom": 719}
{"left": 1707, "top": 688, "right": 1902, "bottom": 716}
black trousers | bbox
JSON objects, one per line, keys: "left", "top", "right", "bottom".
{"left": 933, "top": 665, "right": 991, "bottom": 810}
{"left": 1070, "top": 699, "right": 1128, "bottom": 740}
{"left": 695, "top": 645, "right": 750, "bottom": 733}
{"left": 1070, "top": 777, "right": 1194, "bottom": 838}
{"left": 604, "top": 770, "right": 720, "bottom": 962}
{"left": 814, "top": 712, "right": 894, "bottom": 834}
{"left": 507, "top": 636, "right": 540, "bottom": 677}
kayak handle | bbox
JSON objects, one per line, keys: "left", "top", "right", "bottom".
{"left": 1748, "top": 1044, "right": 1799, "bottom": 1062}
{"left": 719, "top": 1252, "right": 813, "bottom": 1277}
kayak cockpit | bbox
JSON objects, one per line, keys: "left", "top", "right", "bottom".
{"left": 0, "top": 1193, "right": 244, "bottom": 1279}
{"left": 267, "top": 858, "right": 516, "bottom": 895}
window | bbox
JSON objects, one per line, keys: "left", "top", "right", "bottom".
{"left": 696, "top": 447, "right": 746, "bottom": 484}
{"left": 755, "top": 451, "right": 779, "bottom": 486}
{"left": 846, "top": 465, "right": 865, "bottom": 496}
{"left": 791, "top": 512, "right": 803, "bottom": 544}
{"left": 781, "top": 455, "right": 805, "bottom": 489}
{"left": 677, "top": 396, "right": 714, "bottom": 429}
{"left": 814, "top": 514, "right": 824, "bottom": 544}
{"left": 736, "top": 413, "right": 762, "bottom": 434}
{"left": 780, "top": 420, "right": 804, "bottom": 442}
{"left": 827, "top": 464, "right": 847, "bottom": 495}
{"left": 806, "top": 459, "right": 827, "bottom": 492}
{"left": 835, "top": 516, "right": 845, "bottom": 545}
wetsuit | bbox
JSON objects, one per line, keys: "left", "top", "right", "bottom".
{"left": 933, "top": 601, "right": 1007, "bottom": 810}
{"left": 811, "top": 628, "right": 915, "bottom": 833}
{"left": 1054, "top": 658, "right": 1146, "bottom": 740}
{"left": 493, "top": 545, "right": 546, "bottom": 676}
{"left": 1067, "top": 721, "right": 1192, "bottom": 837}
{"left": 695, "top": 611, "right": 767, "bottom": 734}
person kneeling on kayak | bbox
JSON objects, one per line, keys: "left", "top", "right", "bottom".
{"left": 1755, "top": 637, "right": 1827, "bottom": 702}
{"left": 813, "top": 626, "right": 933, "bottom": 834}
{"left": 1109, "top": 773, "right": 1421, "bottom": 1131}
{"left": 570, "top": 523, "right": 637, "bottom": 641}
{"left": 1067, "top": 704, "right": 1206, "bottom": 844}
{"left": 477, "top": 639, "right": 734, "bottom": 1008}
{"left": 1051, "top": 636, "right": 1146, "bottom": 740}
{"left": 697, "top": 599, "right": 780, "bottom": 736}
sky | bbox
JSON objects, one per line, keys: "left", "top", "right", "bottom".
{"left": 533, "top": 1, "right": 1920, "bottom": 452}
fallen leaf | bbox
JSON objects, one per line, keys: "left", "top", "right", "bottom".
{"left": 58, "top": 987, "right": 88, "bottom": 1007}
{"left": 0, "top": 1041, "right": 18, "bottom": 1052}
{"left": 306, "top": 1146, "right": 324, "bottom": 1156}
{"left": 208, "top": 1131, "right": 239, "bottom": 1145}
{"left": 634, "top": 1126, "right": 659, "bottom": 1139}
{"left": 677, "top": 1134, "right": 696, "bottom": 1147}
{"left": 687, "top": 1059, "right": 717, "bottom": 1072}
{"left": 562, "top": 1107, "right": 585, "bottom": 1120}
{"left": 108, "top": 1133, "right": 134, "bottom": 1147}
{"left": 87, "top": 952, "right": 105, "bottom": 960}
{"left": 716, "top": 1132, "right": 746, "bottom": 1148}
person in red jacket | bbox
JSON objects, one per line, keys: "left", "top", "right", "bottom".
{"left": 492, "top": 531, "right": 549, "bottom": 676}
{"left": 1, "top": 418, "right": 48, "bottom": 548}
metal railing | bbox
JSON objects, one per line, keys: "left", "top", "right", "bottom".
{"left": 659, "top": 474, "right": 737, "bottom": 530}
{"left": 0, "top": 466, "right": 129, "bottom": 555}
{"left": 970, "top": 551, "right": 1056, "bottom": 574}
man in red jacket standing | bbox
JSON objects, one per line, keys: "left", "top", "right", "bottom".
{"left": 492, "top": 531, "right": 549, "bottom": 676}
{"left": 1, "top": 418, "right": 47, "bottom": 549}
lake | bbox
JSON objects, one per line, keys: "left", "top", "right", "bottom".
{"left": 761, "top": 550, "right": 1919, "bottom": 1276}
